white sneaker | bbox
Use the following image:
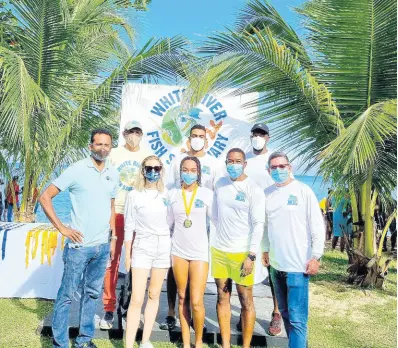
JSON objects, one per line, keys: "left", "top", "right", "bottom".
{"left": 139, "top": 341, "right": 154, "bottom": 348}
{"left": 99, "top": 311, "right": 114, "bottom": 330}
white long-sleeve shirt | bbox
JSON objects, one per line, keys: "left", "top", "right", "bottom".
{"left": 124, "top": 189, "right": 170, "bottom": 241}
{"left": 213, "top": 176, "right": 265, "bottom": 253}
{"left": 262, "top": 180, "right": 325, "bottom": 272}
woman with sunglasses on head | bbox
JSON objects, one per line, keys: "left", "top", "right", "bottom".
{"left": 167, "top": 156, "right": 214, "bottom": 348}
{"left": 124, "top": 155, "right": 170, "bottom": 348}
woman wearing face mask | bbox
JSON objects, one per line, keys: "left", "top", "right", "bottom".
{"left": 167, "top": 157, "right": 214, "bottom": 348}
{"left": 124, "top": 155, "right": 170, "bottom": 348}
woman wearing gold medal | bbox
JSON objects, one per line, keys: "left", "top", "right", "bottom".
{"left": 167, "top": 156, "right": 214, "bottom": 348}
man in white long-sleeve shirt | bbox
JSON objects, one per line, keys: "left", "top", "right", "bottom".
{"left": 212, "top": 148, "right": 265, "bottom": 348}
{"left": 262, "top": 152, "right": 325, "bottom": 348}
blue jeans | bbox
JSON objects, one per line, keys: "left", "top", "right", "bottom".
{"left": 270, "top": 267, "right": 309, "bottom": 348}
{"left": 52, "top": 243, "right": 110, "bottom": 347}
{"left": 7, "top": 204, "right": 13, "bottom": 222}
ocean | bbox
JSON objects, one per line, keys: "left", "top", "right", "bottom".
{"left": 35, "top": 175, "right": 329, "bottom": 224}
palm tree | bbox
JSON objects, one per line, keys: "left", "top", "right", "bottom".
{"left": 184, "top": 0, "right": 397, "bottom": 287}
{"left": 0, "top": 0, "right": 188, "bottom": 222}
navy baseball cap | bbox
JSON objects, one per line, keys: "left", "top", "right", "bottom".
{"left": 251, "top": 123, "right": 269, "bottom": 135}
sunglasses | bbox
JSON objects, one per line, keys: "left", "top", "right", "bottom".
{"left": 270, "top": 164, "right": 290, "bottom": 170}
{"left": 144, "top": 166, "right": 162, "bottom": 173}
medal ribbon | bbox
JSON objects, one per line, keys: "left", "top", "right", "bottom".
{"left": 182, "top": 184, "right": 198, "bottom": 220}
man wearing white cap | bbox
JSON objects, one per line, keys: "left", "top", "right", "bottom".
{"left": 100, "top": 120, "right": 150, "bottom": 329}
{"left": 241, "top": 123, "right": 282, "bottom": 337}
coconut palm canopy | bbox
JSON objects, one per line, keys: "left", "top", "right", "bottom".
{"left": 0, "top": 0, "right": 190, "bottom": 217}
{"left": 184, "top": 0, "right": 396, "bottom": 201}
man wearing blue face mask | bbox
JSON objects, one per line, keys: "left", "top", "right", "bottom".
{"left": 262, "top": 152, "right": 325, "bottom": 348}
{"left": 212, "top": 148, "right": 265, "bottom": 348}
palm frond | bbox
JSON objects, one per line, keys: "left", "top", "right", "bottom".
{"left": 189, "top": 28, "right": 343, "bottom": 169}
{"left": 236, "top": 0, "right": 311, "bottom": 67}
{"left": 297, "top": 0, "right": 397, "bottom": 122}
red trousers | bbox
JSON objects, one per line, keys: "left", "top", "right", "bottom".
{"left": 102, "top": 213, "right": 125, "bottom": 312}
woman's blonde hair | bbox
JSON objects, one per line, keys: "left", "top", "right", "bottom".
{"left": 134, "top": 155, "right": 165, "bottom": 192}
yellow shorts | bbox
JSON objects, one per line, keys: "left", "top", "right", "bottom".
{"left": 211, "top": 247, "right": 255, "bottom": 286}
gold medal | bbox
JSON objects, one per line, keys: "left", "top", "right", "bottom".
{"left": 183, "top": 219, "right": 193, "bottom": 228}
{"left": 182, "top": 184, "right": 198, "bottom": 229}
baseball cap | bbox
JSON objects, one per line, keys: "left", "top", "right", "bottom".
{"left": 251, "top": 123, "right": 269, "bottom": 135}
{"left": 124, "top": 120, "right": 143, "bottom": 131}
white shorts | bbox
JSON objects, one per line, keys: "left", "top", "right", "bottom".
{"left": 132, "top": 234, "right": 171, "bottom": 269}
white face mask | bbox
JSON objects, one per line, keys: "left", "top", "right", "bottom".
{"left": 190, "top": 137, "right": 205, "bottom": 152}
{"left": 251, "top": 136, "right": 266, "bottom": 151}
{"left": 125, "top": 134, "right": 141, "bottom": 148}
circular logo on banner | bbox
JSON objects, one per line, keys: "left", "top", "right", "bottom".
{"left": 146, "top": 89, "right": 231, "bottom": 165}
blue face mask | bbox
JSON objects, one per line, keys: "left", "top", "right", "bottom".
{"left": 271, "top": 168, "right": 290, "bottom": 184}
{"left": 144, "top": 170, "right": 160, "bottom": 183}
{"left": 227, "top": 164, "right": 244, "bottom": 180}
{"left": 181, "top": 172, "right": 197, "bottom": 185}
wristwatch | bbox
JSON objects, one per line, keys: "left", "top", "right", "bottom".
{"left": 248, "top": 254, "right": 256, "bottom": 261}
{"left": 110, "top": 236, "right": 118, "bottom": 241}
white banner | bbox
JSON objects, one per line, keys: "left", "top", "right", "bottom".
{"left": 119, "top": 83, "right": 258, "bottom": 167}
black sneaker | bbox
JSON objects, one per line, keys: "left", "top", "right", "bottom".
{"left": 190, "top": 318, "right": 207, "bottom": 332}
{"left": 99, "top": 311, "right": 114, "bottom": 330}
{"left": 159, "top": 316, "right": 177, "bottom": 330}
{"left": 74, "top": 341, "right": 97, "bottom": 348}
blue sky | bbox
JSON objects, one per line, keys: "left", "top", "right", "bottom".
{"left": 134, "top": 0, "right": 305, "bottom": 47}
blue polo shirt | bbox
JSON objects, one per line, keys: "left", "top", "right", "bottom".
{"left": 53, "top": 157, "right": 119, "bottom": 247}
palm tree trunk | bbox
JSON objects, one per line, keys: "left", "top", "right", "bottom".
{"left": 363, "top": 168, "right": 375, "bottom": 257}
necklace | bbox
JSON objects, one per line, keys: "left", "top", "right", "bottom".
{"left": 182, "top": 185, "right": 198, "bottom": 228}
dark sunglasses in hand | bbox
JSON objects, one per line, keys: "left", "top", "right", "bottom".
{"left": 270, "top": 164, "right": 290, "bottom": 170}
{"left": 145, "top": 165, "right": 162, "bottom": 173}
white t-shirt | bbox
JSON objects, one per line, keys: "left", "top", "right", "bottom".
{"left": 213, "top": 176, "right": 265, "bottom": 253}
{"left": 124, "top": 189, "right": 170, "bottom": 241}
{"left": 263, "top": 180, "right": 325, "bottom": 273}
{"left": 167, "top": 186, "right": 213, "bottom": 262}
{"left": 108, "top": 146, "right": 151, "bottom": 214}
{"left": 245, "top": 150, "right": 274, "bottom": 190}
{"left": 167, "top": 153, "right": 222, "bottom": 190}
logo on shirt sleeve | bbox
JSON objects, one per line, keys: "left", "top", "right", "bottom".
{"left": 287, "top": 195, "right": 298, "bottom": 205}
{"left": 235, "top": 192, "right": 246, "bottom": 202}
{"left": 202, "top": 166, "right": 211, "bottom": 175}
{"left": 194, "top": 199, "right": 205, "bottom": 208}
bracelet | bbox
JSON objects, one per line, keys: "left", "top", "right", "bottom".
{"left": 110, "top": 236, "right": 118, "bottom": 241}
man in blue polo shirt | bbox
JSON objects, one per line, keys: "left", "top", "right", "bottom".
{"left": 39, "top": 129, "right": 118, "bottom": 348}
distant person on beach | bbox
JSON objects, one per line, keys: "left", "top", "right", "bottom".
{"left": 39, "top": 129, "right": 118, "bottom": 348}
{"left": 160, "top": 124, "right": 221, "bottom": 331}
{"left": 326, "top": 189, "right": 334, "bottom": 239}
{"left": 100, "top": 120, "right": 150, "bottom": 330}
{"left": 167, "top": 156, "right": 214, "bottom": 348}
{"left": 6, "top": 176, "right": 21, "bottom": 222}
{"left": 0, "top": 179, "right": 4, "bottom": 221}
{"left": 123, "top": 155, "right": 170, "bottom": 348}
{"left": 244, "top": 123, "right": 282, "bottom": 336}
{"left": 331, "top": 192, "right": 351, "bottom": 252}
{"left": 212, "top": 148, "right": 265, "bottom": 348}
{"left": 262, "top": 151, "right": 325, "bottom": 348}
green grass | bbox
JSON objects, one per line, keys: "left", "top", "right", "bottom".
{"left": 0, "top": 248, "right": 396, "bottom": 347}
{"left": 308, "top": 249, "right": 397, "bottom": 348}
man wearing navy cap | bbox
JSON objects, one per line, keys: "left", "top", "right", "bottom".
{"left": 242, "top": 123, "right": 282, "bottom": 336}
